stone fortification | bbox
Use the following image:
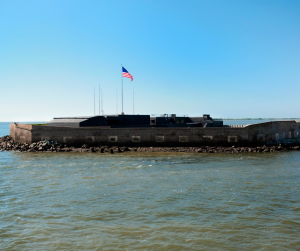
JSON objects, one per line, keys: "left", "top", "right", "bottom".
{"left": 10, "top": 120, "right": 300, "bottom": 147}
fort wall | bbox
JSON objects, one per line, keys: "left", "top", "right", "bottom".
{"left": 10, "top": 123, "right": 33, "bottom": 144}
{"left": 10, "top": 121, "right": 300, "bottom": 147}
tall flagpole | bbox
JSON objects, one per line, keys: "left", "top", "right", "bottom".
{"left": 121, "top": 64, "right": 123, "bottom": 115}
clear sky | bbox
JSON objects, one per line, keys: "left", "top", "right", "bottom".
{"left": 1, "top": 0, "right": 300, "bottom": 121}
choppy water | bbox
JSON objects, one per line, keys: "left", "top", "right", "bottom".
{"left": 1, "top": 122, "right": 300, "bottom": 250}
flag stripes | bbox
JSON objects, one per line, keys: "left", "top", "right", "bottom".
{"left": 122, "top": 67, "right": 133, "bottom": 81}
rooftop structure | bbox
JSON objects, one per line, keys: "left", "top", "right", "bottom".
{"left": 47, "top": 114, "right": 223, "bottom": 128}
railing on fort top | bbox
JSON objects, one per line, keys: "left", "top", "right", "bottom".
{"left": 226, "top": 125, "right": 249, "bottom": 128}
{"left": 149, "top": 115, "right": 226, "bottom": 119}
{"left": 150, "top": 114, "right": 188, "bottom": 117}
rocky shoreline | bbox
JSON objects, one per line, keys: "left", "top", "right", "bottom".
{"left": 1, "top": 135, "right": 300, "bottom": 154}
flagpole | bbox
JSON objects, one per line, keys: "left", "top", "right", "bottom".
{"left": 94, "top": 86, "right": 95, "bottom": 116}
{"left": 121, "top": 64, "right": 123, "bottom": 115}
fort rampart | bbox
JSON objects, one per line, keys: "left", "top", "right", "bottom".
{"left": 10, "top": 121, "right": 300, "bottom": 147}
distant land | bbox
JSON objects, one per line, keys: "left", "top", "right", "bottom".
{"left": 0, "top": 118, "right": 300, "bottom": 123}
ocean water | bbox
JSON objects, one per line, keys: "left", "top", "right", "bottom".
{"left": 0, "top": 122, "right": 11, "bottom": 138}
{"left": 1, "top": 122, "right": 300, "bottom": 250}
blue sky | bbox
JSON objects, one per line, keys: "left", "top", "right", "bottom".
{"left": 1, "top": 0, "right": 300, "bottom": 121}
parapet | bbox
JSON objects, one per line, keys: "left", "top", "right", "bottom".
{"left": 47, "top": 116, "right": 108, "bottom": 127}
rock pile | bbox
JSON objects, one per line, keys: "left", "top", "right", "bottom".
{"left": 1, "top": 135, "right": 299, "bottom": 153}
{"left": 0, "top": 136, "right": 62, "bottom": 152}
{"left": 133, "top": 145, "right": 300, "bottom": 153}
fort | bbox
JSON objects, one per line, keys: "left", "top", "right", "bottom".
{"left": 9, "top": 114, "right": 300, "bottom": 147}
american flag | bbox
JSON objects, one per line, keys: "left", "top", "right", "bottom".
{"left": 122, "top": 67, "right": 133, "bottom": 81}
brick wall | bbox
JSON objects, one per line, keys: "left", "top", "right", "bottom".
{"left": 10, "top": 121, "right": 300, "bottom": 147}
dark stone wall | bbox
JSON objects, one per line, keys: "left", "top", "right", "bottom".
{"left": 106, "top": 115, "right": 150, "bottom": 127}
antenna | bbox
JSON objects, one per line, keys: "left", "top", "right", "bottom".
{"left": 133, "top": 88, "right": 134, "bottom": 115}
{"left": 116, "top": 88, "right": 118, "bottom": 115}
{"left": 94, "top": 86, "right": 95, "bottom": 116}
{"left": 101, "top": 88, "right": 104, "bottom": 115}
{"left": 99, "top": 84, "right": 100, "bottom": 115}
